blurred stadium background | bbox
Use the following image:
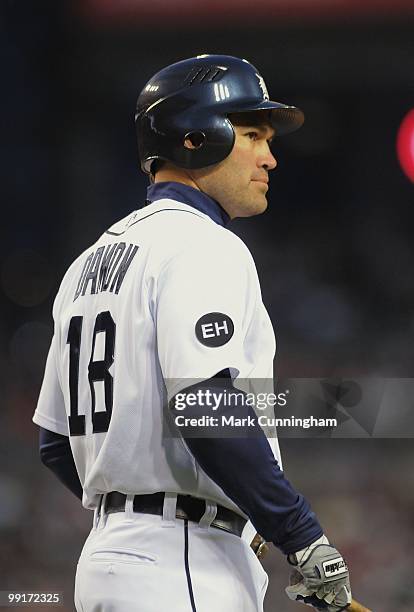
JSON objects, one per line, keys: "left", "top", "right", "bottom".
{"left": 2, "top": 1, "right": 414, "bottom": 610}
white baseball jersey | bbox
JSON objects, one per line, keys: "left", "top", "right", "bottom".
{"left": 33, "top": 189, "right": 281, "bottom": 514}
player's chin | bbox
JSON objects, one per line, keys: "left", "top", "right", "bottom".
{"left": 241, "top": 199, "right": 268, "bottom": 217}
{"left": 251, "top": 193, "right": 269, "bottom": 215}
{"left": 250, "top": 182, "right": 268, "bottom": 209}
{"left": 236, "top": 186, "right": 268, "bottom": 217}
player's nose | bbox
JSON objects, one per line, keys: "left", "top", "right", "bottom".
{"left": 260, "top": 145, "right": 277, "bottom": 171}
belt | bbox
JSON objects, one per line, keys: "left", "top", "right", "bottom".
{"left": 104, "top": 491, "right": 247, "bottom": 538}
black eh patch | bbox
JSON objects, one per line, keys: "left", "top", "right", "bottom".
{"left": 195, "top": 312, "right": 234, "bottom": 347}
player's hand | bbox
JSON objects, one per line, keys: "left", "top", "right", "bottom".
{"left": 285, "top": 535, "right": 351, "bottom": 610}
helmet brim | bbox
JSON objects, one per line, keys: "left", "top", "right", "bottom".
{"left": 226, "top": 101, "right": 304, "bottom": 135}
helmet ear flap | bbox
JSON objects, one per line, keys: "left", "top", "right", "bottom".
{"left": 179, "top": 117, "right": 235, "bottom": 169}
{"left": 138, "top": 108, "right": 235, "bottom": 172}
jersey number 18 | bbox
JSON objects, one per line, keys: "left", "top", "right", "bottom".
{"left": 67, "top": 311, "right": 116, "bottom": 436}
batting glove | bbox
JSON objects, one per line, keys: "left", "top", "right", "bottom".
{"left": 285, "top": 535, "right": 352, "bottom": 611}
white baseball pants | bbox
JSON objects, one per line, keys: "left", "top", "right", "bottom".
{"left": 74, "top": 497, "right": 268, "bottom": 611}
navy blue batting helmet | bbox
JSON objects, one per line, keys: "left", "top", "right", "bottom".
{"left": 135, "top": 54, "right": 304, "bottom": 174}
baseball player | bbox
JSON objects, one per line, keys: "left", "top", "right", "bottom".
{"left": 33, "top": 55, "right": 352, "bottom": 612}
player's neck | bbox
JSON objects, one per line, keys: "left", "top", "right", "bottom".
{"left": 153, "top": 166, "right": 200, "bottom": 192}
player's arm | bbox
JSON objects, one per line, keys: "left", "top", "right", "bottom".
{"left": 33, "top": 299, "right": 82, "bottom": 501}
{"left": 156, "top": 232, "right": 351, "bottom": 610}
{"left": 38, "top": 427, "right": 83, "bottom": 501}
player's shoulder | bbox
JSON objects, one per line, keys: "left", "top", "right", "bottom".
{"left": 161, "top": 198, "right": 253, "bottom": 259}
{"left": 124, "top": 197, "right": 249, "bottom": 258}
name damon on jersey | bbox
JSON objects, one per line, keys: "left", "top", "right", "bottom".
{"left": 74, "top": 242, "right": 139, "bottom": 301}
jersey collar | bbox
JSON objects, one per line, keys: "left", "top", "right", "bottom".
{"left": 145, "top": 182, "right": 230, "bottom": 227}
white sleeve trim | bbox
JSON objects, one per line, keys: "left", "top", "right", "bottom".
{"left": 167, "top": 366, "right": 240, "bottom": 401}
{"left": 32, "top": 411, "right": 69, "bottom": 437}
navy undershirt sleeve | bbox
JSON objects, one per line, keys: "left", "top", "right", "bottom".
{"left": 170, "top": 372, "right": 323, "bottom": 555}
{"left": 39, "top": 427, "right": 83, "bottom": 501}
